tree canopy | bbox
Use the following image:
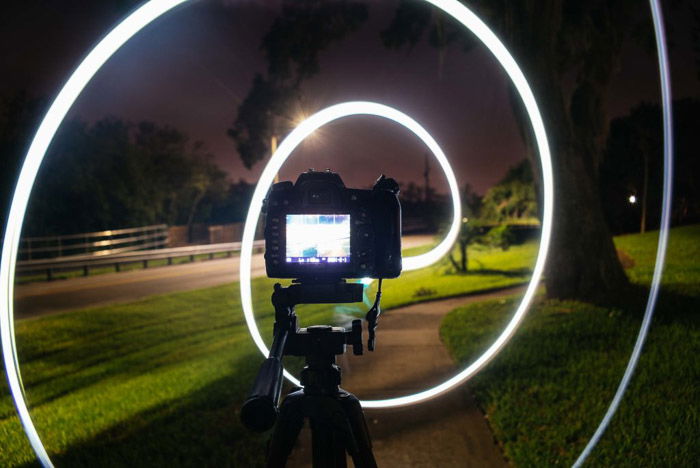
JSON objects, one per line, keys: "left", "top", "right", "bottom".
{"left": 602, "top": 98, "right": 700, "bottom": 234}
{"left": 227, "top": 0, "right": 680, "bottom": 302}
{"left": 480, "top": 159, "right": 537, "bottom": 223}
{"left": 378, "top": 0, "right": 639, "bottom": 301}
{"left": 227, "top": 0, "right": 368, "bottom": 169}
{"left": 25, "top": 117, "right": 227, "bottom": 236}
{"left": 0, "top": 91, "right": 47, "bottom": 236}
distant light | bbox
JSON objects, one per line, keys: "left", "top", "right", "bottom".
{"left": 294, "top": 113, "right": 309, "bottom": 126}
{"left": 462, "top": 217, "right": 469, "bottom": 223}
{"left": 360, "top": 277, "right": 374, "bottom": 285}
{"left": 629, "top": 195, "right": 637, "bottom": 204}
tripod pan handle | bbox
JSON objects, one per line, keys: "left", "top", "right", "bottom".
{"left": 240, "top": 357, "right": 283, "bottom": 432}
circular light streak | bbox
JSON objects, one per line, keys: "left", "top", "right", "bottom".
{"left": 0, "top": 1, "right": 189, "bottom": 465}
{"left": 239, "top": 0, "right": 557, "bottom": 410}
{"left": 238, "top": 100, "right": 461, "bottom": 380}
{"left": 1, "top": 4, "right": 559, "bottom": 457}
{"left": 0, "top": 0, "right": 672, "bottom": 465}
{"left": 574, "top": 1, "right": 674, "bottom": 464}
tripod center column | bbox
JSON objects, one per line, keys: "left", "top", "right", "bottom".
{"left": 300, "top": 326, "right": 346, "bottom": 395}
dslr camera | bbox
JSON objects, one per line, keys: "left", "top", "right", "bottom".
{"left": 263, "top": 170, "right": 402, "bottom": 280}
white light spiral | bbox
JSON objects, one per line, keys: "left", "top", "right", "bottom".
{"left": 238, "top": 0, "right": 556, "bottom": 409}
{"left": 238, "top": 101, "right": 462, "bottom": 388}
{"left": 1, "top": 0, "right": 560, "bottom": 463}
{"left": 0, "top": 1, "right": 188, "bottom": 465}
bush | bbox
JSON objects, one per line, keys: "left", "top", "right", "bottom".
{"left": 486, "top": 224, "right": 516, "bottom": 251}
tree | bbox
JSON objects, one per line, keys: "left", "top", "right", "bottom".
{"left": 228, "top": 0, "right": 368, "bottom": 169}
{"left": 226, "top": 75, "right": 298, "bottom": 170}
{"left": 0, "top": 91, "right": 47, "bottom": 236}
{"left": 25, "top": 118, "right": 226, "bottom": 236}
{"left": 602, "top": 98, "right": 700, "bottom": 233}
{"left": 381, "top": 0, "right": 476, "bottom": 79}
{"left": 447, "top": 184, "right": 483, "bottom": 273}
{"left": 209, "top": 179, "right": 255, "bottom": 225}
{"left": 133, "top": 122, "right": 227, "bottom": 240}
{"left": 481, "top": 159, "right": 537, "bottom": 223}
{"left": 382, "top": 0, "right": 643, "bottom": 303}
{"left": 670, "top": 99, "right": 700, "bottom": 225}
{"left": 692, "top": 3, "right": 700, "bottom": 80}
{"left": 601, "top": 103, "right": 661, "bottom": 234}
{"left": 399, "top": 179, "right": 450, "bottom": 232}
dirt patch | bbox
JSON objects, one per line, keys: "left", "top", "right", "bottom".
{"left": 617, "top": 248, "right": 636, "bottom": 269}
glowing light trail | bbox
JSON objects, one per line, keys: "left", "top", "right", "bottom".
{"left": 1, "top": 3, "right": 555, "bottom": 455}
{"left": 240, "top": 0, "right": 557, "bottom": 410}
{"left": 0, "top": 0, "right": 553, "bottom": 462}
{"left": 238, "top": 101, "right": 462, "bottom": 386}
{"left": 2, "top": 0, "right": 670, "bottom": 464}
{"left": 0, "top": 1, "right": 189, "bottom": 466}
{"left": 573, "top": 0, "right": 674, "bottom": 464}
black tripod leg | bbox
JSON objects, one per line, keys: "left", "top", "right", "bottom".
{"left": 338, "top": 391, "right": 378, "bottom": 468}
{"left": 309, "top": 414, "right": 347, "bottom": 468}
{"left": 266, "top": 390, "right": 305, "bottom": 468}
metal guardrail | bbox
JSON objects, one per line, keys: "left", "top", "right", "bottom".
{"left": 17, "top": 240, "right": 265, "bottom": 281}
{"left": 20, "top": 224, "right": 169, "bottom": 260}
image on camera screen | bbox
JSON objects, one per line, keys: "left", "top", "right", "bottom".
{"left": 285, "top": 214, "right": 351, "bottom": 264}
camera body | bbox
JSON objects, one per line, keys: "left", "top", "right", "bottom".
{"left": 263, "top": 170, "right": 402, "bottom": 280}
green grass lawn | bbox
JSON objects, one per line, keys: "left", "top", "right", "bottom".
{"left": 1, "top": 278, "right": 286, "bottom": 466}
{"left": 376, "top": 240, "right": 537, "bottom": 310}
{"left": 614, "top": 224, "right": 700, "bottom": 293}
{"left": 441, "top": 224, "right": 700, "bottom": 466}
{"left": 0, "top": 238, "right": 538, "bottom": 466}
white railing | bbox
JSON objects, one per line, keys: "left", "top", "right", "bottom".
{"left": 19, "top": 224, "right": 169, "bottom": 260}
{"left": 16, "top": 240, "right": 265, "bottom": 281}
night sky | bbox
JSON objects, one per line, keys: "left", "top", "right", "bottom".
{"left": 2, "top": 0, "right": 698, "bottom": 195}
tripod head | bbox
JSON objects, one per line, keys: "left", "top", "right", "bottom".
{"left": 240, "top": 279, "right": 380, "bottom": 432}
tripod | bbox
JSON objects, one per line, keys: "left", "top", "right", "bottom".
{"left": 240, "top": 281, "right": 379, "bottom": 468}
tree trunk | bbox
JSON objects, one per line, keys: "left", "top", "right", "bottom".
{"left": 186, "top": 191, "right": 204, "bottom": 244}
{"left": 512, "top": 31, "right": 631, "bottom": 305}
{"left": 641, "top": 152, "right": 649, "bottom": 234}
{"left": 448, "top": 240, "right": 468, "bottom": 273}
{"left": 448, "top": 254, "right": 460, "bottom": 272}
{"left": 476, "top": 0, "right": 631, "bottom": 304}
{"left": 544, "top": 118, "right": 629, "bottom": 303}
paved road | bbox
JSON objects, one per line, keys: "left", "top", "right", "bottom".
{"left": 13, "top": 235, "right": 435, "bottom": 319}
{"left": 13, "top": 254, "right": 266, "bottom": 319}
{"left": 286, "top": 286, "right": 525, "bottom": 467}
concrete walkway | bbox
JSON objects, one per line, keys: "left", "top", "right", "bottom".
{"left": 285, "top": 286, "right": 526, "bottom": 467}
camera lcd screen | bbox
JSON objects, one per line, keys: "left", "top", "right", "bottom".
{"left": 285, "top": 214, "right": 351, "bottom": 264}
